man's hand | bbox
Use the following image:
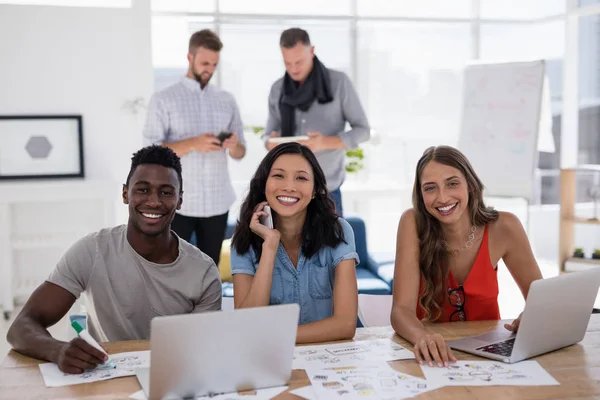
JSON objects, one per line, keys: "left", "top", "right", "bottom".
{"left": 192, "top": 133, "right": 222, "bottom": 153}
{"left": 221, "top": 133, "right": 239, "bottom": 151}
{"left": 56, "top": 337, "right": 108, "bottom": 374}
{"left": 305, "top": 131, "right": 328, "bottom": 153}
{"left": 265, "top": 131, "right": 280, "bottom": 151}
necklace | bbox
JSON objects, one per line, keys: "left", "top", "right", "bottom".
{"left": 442, "top": 225, "right": 477, "bottom": 253}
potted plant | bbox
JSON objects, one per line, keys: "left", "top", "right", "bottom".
{"left": 573, "top": 248, "right": 585, "bottom": 258}
{"left": 593, "top": 249, "right": 600, "bottom": 260}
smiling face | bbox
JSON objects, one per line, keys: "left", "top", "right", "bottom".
{"left": 420, "top": 161, "right": 470, "bottom": 225}
{"left": 122, "top": 164, "right": 182, "bottom": 237}
{"left": 265, "top": 154, "right": 315, "bottom": 219}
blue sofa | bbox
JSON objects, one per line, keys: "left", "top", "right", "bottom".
{"left": 344, "top": 217, "right": 392, "bottom": 295}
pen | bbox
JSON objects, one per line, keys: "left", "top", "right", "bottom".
{"left": 71, "top": 320, "right": 110, "bottom": 363}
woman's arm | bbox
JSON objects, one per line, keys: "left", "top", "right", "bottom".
{"left": 233, "top": 202, "right": 282, "bottom": 309}
{"left": 233, "top": 242, "right": 278, "bottom": 308}
{"left": 390, "top": 209, "right": 456, "bottom": 367}
{"left": 496, "top": 212, "right": 544, "bottom": 330}
{"left": 296, "top": 259, "right": 358, "bottom": 343}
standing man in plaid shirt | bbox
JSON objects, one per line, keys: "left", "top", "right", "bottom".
{"left": 143, "top": 29, "right": 245, "bottom": 265}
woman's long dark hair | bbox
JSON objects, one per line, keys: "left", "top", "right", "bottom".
{"left": 231, "top": 142, "right": 344, "bottom": 261}
{"left": 413, "top": 146, "right": 499, "bottom": 322}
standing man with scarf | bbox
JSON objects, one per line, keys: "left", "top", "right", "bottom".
{"left": 265, "top": 28, "right": 370, "bottom": 216}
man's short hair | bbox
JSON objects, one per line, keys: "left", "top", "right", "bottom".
{"left": 126, "top": 145, "right": 183, "bottom": 192}
{"left": 280, "top": 28, "right": 311, "bottom": 48}
{"left": 189, "top": 29, "right": 223, "bottom": 53}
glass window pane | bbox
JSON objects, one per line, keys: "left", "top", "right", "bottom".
{"left": 357, "top": 0, "right": 471, "bottom": 18}
{"left": 152, "top": 0, "right": 214, "bottom": 12}
{"left": 356, "top": 21, "right": 471, "bottom": 184}
{"left": 219, "top": 19, "right": 351, "bottom": 127}
{"left": 480, "top": 0, "right": 564, "bottom": 19}
{"left": 580, "top": 0, "right": 600, "bottom": 7}
{"left": 579, "top": 15, "right": 600, "bottom": 166}
{"left": 151, "top": 16, "right": 215, "bottom": 92}
{"left": 0, "top": 0, "right": 130, "bottom": 6}
{"left": 219, "top": 0, "right": 351, "bottom": 15}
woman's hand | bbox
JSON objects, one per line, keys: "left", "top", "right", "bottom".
{"left": 504, "top": 313, "right": 522, "bottom": 332}
{"left": 413, "top": 333, "right": 457, "bottom": 367}
{"left": 249, "top": 202, "right": 280, "bottom": 249}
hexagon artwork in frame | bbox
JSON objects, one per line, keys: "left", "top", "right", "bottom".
{"left": 0, "top": 115, "right": 84, "bottom": 180}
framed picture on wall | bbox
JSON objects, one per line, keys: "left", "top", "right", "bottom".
{"left": 0, "top": 115, "right": 84, "bottom": 180}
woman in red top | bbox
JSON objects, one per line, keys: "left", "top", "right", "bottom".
{"left": 391, "top": 146, "right": 543, "bottom": 368}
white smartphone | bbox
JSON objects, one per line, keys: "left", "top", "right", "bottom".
{"left": 259, "top": 205, "right": 274, "bottom": 229}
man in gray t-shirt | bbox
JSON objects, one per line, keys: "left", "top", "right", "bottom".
{"left": 7, "top": 145, "right": 222, "bottom": 374}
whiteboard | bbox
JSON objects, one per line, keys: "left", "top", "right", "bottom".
{"left": 458, "top": 61, "right": 545, "bottom": 200}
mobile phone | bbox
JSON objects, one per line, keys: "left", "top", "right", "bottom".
{"left": 259, "top": 205, "right": 274, "bottom": 229}
{"left": 217, "top": 131, "right": 233, "bottom": 144}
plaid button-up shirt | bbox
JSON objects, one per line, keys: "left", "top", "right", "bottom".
{"left": 143, "top": 77, "right": 245, "bottom": 217}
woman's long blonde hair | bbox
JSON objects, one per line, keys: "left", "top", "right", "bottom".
{"left": 412, "top": 146, "right": 499, "bottom": 321}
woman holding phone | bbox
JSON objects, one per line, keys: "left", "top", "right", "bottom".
{"left": 230, "top": 142, "right": 359, "bottom": 343}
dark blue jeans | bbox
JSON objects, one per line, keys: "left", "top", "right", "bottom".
{"left": 329, "top": 187, "right": 343, "bottom": 217}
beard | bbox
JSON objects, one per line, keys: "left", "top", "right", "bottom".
{"left": 192, "top": 70, "right": 212, "bottom": 88}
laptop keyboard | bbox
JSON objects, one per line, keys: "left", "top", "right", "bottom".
{"left": 476, "top": 338, "right": 516, "bottom": 357}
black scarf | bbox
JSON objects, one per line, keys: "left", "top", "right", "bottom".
{"left": 279, "top": 56, "right": 333, "bottom": 137}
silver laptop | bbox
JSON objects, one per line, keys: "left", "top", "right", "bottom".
{"left": 447, "top": 268, "right": 600, "bottom": 363}
{"left": 136, "top": 303, "right": 299, "bottom": 400}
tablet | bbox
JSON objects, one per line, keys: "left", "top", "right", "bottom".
{"left": 267, "top": 136, "right": 309, "bottom": 144}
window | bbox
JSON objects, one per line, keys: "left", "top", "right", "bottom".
{"left": 479, "top": 0, "right": 564, "bottom": 20}
{"left": 0, "top": 0, "right": 130, "bottom": 6}
{"left": 151, "top": 16, "right": 215, "bottom": 92}
{"left": 577, "top": 15, "right": 600, "bottom": 201}
{"left": 219, "top": 19, "right": 351, "bottom": 127}
{"left": 357, "top": 0, "right": 471, "bottom": 18}
{"left": 218, "top": 0, "right": 351, "bottom": 15}
{"left": 152, "top": 0, "right": 214, "bottom": 12}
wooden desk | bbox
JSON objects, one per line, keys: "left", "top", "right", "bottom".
{"left": 2, "top": 316, "right": 600, "bottom": 399}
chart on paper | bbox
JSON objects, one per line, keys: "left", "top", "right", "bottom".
{"left": 420, "top": 360, "right": 559, "bottom": 386}
{"left": 293, "top": 339, "right": 414, "bottom": 369}
{"left": 39, "top": 350, "right": 150, "bottom": 388}
{"left": 306, "top": 364, "right": 439, "bottom": 400}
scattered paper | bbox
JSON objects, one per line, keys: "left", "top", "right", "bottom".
{"left": 196, "top": 386, "right": 288, "bottom": 399}
{"left": 306, "top": 364, "right": 440, "bottom": 400}
{"left": 39, "top": 350, "right": 150, "bottom": 388}
{"left": 293, "top": 339, "right": 414, "bottom": 369}
{"left": 129, "top": 390, "right": 146, "bottom": 399}
{"left": 420, "top": 360, "right": 560, "bottom": 386}
{"left": 290, "top": 385, "right": 317, "bottom": 400}
{"left": 129, "top": 386, "right": 288, "bottom": 400}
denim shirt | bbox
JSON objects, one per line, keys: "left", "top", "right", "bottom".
{"left": 230, "top": 218, "right": 359, "bottom": 325}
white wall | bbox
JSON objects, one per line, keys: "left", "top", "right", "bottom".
{"left": 0, "top": 2, "right": 153, "bottom": 224}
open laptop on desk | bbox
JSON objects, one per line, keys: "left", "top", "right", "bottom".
{"left": 136, "top": 303, "right": 299, "bottom": 400}
{"left": 448, "top": 268, "right": 600, "bottom": 363}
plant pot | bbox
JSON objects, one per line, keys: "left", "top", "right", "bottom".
{"left": 573, "top": 251, "right": 585, "bottom": 258}
{"left": 592, "top": 253, "right": 600, "bottom": 260}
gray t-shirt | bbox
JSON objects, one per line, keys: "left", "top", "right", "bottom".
{"left": 47, "top": 225, "right": 222, "bottom": 342}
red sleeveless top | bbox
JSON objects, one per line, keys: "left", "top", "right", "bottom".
{"left": 416, "top": 225, "right": 500, "bottom": 322}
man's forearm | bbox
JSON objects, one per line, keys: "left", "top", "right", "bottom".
{"left": 7, "top": 316, "right": 65, "bottom": 363}
{"left": 325, "top": 135, "right": 347, "bottom": 150}
{"left": 229, "top": 143, "right": 246, "bottom": 159}
{"left": 162, "top": 138, "right": 196, "bottom": 157}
